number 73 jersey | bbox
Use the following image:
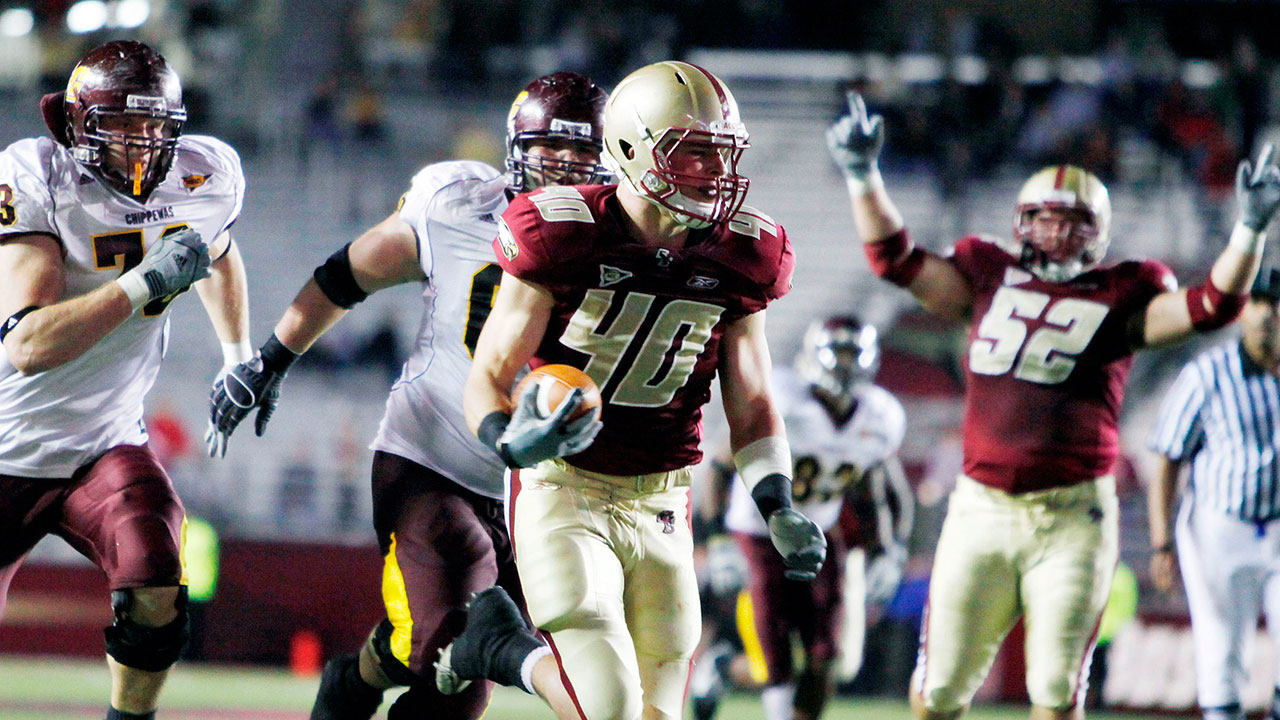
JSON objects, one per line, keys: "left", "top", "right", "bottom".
{"left": 949, "top": 236, "right": 1175, "bottom": 493}
{"left": 0, "top": 135, "right": 243, "bottom": 478}
{"left": 496, "top": 184, "right": 794, "bottom": 476}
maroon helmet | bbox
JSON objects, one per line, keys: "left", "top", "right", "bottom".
{"left": 505, "top": 72, "right": 611, "bottom": 193}
{"left": 42, "top": 40, "right": 186, "bottom": 201}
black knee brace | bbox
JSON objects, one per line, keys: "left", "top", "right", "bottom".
{"left": 370, "top": 618, "right": 419, "bottom": 686}
{"left": 104, "top": 587, "right": 190, "bottom": 672}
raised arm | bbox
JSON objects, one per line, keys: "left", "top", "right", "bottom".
{"left": 1136, "top": 145, "right": 1280, "bottom": 347}
{"left": 826, "top": 92, "right": 973, "bottom": 322}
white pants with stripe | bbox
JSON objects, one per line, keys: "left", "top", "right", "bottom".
{"left": 1176, "top": 497, "right": 1280, "bottom": 709}
{"left": 914, "top": 474, "right": 1118, "bottom": 711}
{"left": 505, "top": 458, "right": 700, "bottom": 720}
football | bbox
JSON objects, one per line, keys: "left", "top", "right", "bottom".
{"left": 513, "top": 364, "right": 603, "bottom": 420}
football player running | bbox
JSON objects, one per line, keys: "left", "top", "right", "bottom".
{"left": 207, "top": 72, "right": 612, "bottom": 720}
{"left": 692, "top": 315, "right": 914, "bottom": 720}
{"left": 0, "top": 41, "right": 249, "bottom": 720}
{"left": 827, "top": 91, "right": 1280, "bottom": 720}
{"left": 431, "top": 60, "right": 827, "bottom": 720}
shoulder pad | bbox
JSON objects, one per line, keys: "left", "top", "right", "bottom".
{"left": 398, "top": 160, "right": 503, "bottom": 228}
{"left": 0, "top": 138, "right": 58, "bottom": 237}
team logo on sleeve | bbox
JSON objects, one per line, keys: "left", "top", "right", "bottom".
{"left": 497, "top": 219, "right": 519, "bottom": 260}
{"left": 182, "top": 174, "right": 210, "bottom": 191}
{"left": 600, "top": 265, "right": 632, "bottom": 287}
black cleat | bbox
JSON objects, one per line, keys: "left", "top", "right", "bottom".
{"left": 434, "top": 587, "right": 545, "bottom": 695}
{"left": 310, "top": 654, "right": 383, "bottom": 720}
{"left": 689, "top": 641, "right": 733, "bottom": 720}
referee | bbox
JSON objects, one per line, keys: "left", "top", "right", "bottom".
{"left": 1149, "top": 266, "right": 1280, "bottom": 720}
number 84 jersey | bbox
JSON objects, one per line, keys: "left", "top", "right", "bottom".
{"left": 0, "top": 135, "right": 243, "bottom": 478}
{"left": 725, "top": 368, "right": 905, "bottom": 536}
{"left": 950, "top": 236, "right": 1175, "bottom": 494}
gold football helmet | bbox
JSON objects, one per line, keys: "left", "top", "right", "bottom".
{"left": 601, "top": 61, "right": 749, "bottom": 229}
{"left": 1013, "top": 165, "right": 1111, "bottom": 282}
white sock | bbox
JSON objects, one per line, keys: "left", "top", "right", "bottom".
{"left": 519, "top": 645, "right": 552, "bottom": 695}
{"left": 762, "top": 683, "right": 795, "bottom": 720}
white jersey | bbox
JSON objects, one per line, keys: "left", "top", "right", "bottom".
{"left": 0, "top": 135, "right": 243, "bottom": 478}
{"left": 371, "top": 160, "right": 509, "bottom": 498}
{"left": 726, "top": 369, "right": 906, "bottom": 535}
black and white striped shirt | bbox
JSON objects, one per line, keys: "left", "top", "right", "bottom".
{"left": 1150, "top": 341, "right": 1280, "bottom": 522}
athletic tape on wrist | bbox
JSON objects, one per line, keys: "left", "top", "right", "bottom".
{"left": 845, "top": 169, "right": 884, "bottom": 198}
{"left": 1229, "top": 222, "right": 1266, "bottom": 255}
{"left": 733, "top": 436, "right": 792, "bottom": 492}
{"left": 115, "top": 272, "right": 151, "bottom": 311}
{"left": 221, "top": 340, "right": 253, "bottom": 366}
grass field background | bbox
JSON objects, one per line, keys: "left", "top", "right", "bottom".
{"left": 0, "top": 655, "right": 1177, "bottom": 720}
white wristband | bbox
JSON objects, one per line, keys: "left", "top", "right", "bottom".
{"left": 115, "top": 271, "right": 151, "bottom": 312}
{"left": 221, "top": 339, "right": 253, "bottom": 366}
{"left": 733, "top": 436, "right": 792, "bottom": 492}
{"left": 1229, "top": 222, "right": 1266, "bottom": 255}
{"left": 845, "top": 168, "right": 884, "bottom": 198}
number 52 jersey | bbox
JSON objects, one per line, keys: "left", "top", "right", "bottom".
{"left": 0, "top": 135, "right": 244, "bottom": 478}
{"left": 949, "top": 236, "right": 1175, "bottom": 494}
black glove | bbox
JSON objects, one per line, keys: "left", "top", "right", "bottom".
{"left": 206, "top": 335, "right": 298, "bottom": 457}
{"left": 499, "top": 384, "right": 602, "bottom": 468}
{"left": 826, "top": 91, "right": 885, "bottom": 182}
{"left": 767, "top": 507, "right": 827, "bottom": 582}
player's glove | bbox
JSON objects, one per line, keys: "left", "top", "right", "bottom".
{"left": 767, "top": 507, "right": 827, "bottom": 582}
{"left": 498, "top": 384, "right": 602, "bottom": 468}
{"left": 706, "top": 534, "right": 748, "bottom": 596}
{"left": 825, "top": 91, "right": 885, "bottom": 182}
{"left": 116, "top": 227, "right": 212, "bottom": 310}
{"left": 864, "top": 542, "right": 907, "bottom": 605}
{"left": 206, "top": 335, "right": 299, "bottom": 457}
{"left": 1236, "top": 143, "right": 1280, "bottom": 232}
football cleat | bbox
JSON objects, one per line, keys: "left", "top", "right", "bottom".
{"left": 434, "top": 587, "right": 545, "bottom": 695}
{"left": 309, "top": 654, "right": 382, "bottom": 720}
{"left": 689, "top": 641, "right": 734, "bottom": 720}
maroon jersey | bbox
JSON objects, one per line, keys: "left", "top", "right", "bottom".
{"left": 495, "top": 184, "right": 794, "bottom": 475}
{"left": 948, "top": 237, "right": 1174, "bottom": 493}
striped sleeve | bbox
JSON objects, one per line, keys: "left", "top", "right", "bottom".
{"left": 1149, "top": 359, "right": 1208, "bottom": 461}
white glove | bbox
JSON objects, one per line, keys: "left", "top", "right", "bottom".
{"left": 706, "top": 534, "right": 747, "bottom": 596}
{"left": 864, "top": 543, "right": 906, "bottom": 606}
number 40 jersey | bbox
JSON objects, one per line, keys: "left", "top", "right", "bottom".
{"left": 951, "top": 236, "right": 1175, "bottom": 494}
{"left": 495, "top": 184, "right": 794, "bottom": 477}
{"left": 0, "top": 135, "right": 243, "bottom": 478}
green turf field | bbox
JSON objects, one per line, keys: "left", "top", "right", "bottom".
{"left": 0, "top": 655, "right": 1170, "bottom": 719}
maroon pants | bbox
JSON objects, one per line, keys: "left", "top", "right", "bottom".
{"left": 0, "top": 444, "right": 185, "bottom": 619}
{"left": 736, "top": 530, "right": 847, "bottom": 684}
{"left": 370, "top": 452, "right": 523, "bottom": 720}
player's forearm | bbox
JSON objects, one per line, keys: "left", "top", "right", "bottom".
{"left": 464, "top": 365, "right": 516, "bottom": 434}
{"left": 195, "top": 240, "right": 250, "bottom": 346}
{"left": 882, "top": 457, "right": 915, "bottom": 543}
{"left": 847, "top": 174, "right": 906, "bottom": 244}
{"left": 4, "top": 283, "right": 132, "bottom": 374}
{"left": 1208, "top": 226, "right": 1265, "bottom": 295}
{"left": 1147, "top": 457, "right": 1180, "bottom": 548}
{"left": 272, "top": 279, "right": 349, "bottom": 354}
